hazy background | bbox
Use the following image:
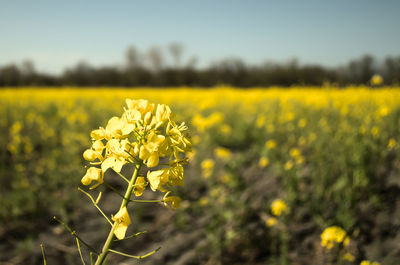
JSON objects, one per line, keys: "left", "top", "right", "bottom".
{"left": 1, "top": 0, "right": 400, "bottom": 86}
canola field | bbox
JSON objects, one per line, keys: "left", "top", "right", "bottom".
{"left": 1, "top": 87, "right": 400, "bottom": 265}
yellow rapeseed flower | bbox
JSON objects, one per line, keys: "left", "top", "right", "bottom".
{"left": 199, "top": 197, "right": 209, "bottom": 206}
{"left": 82, "top": 98, "right": 191, "bottom": 197}
{"left": 112, "top": 207, "right": 131, "bottom": 240}
{"left": 371, "top": 74, "right": 383, "bottom": 86}
{"left": 163, "top": 192, "right": 181, "bottom": 209}
{"left": 265, "top": 140, "right": 277, "bottom": 149}
{"left": 266, "top": 217, "right": 277, "bottom": 227}
{"left": 259, "top": 157, "right": 270, "bottom": 168}
{"left": 139, "top": 132, "right": 166, "bottom": 168}
{"left": 81, "top": 167, "right": 103, "bottom": 189}
{"left": 271, "top": 199, "right": 289, "bottom": 217}
{"left": 289, "top": 148, "right": 301, "bottom": 158}
{"left": 388, "top": 138, "right": 397, "bottom": 149}
{"left": 320, "top": 226, "right": 348, "bottom": 249}
{"left": 298, "top": 119, "right": 307, "bottom": 128}
{"left": 219, "top": 124, "right": 232, "bottom": 135}
{"left": 214, "top": 147, "right": 232, "bottom": 160}
{"left": 360, "top": 260, "right": 381, "bottom": 265}
{"left": 133, "top": 177, "right": 147, "bottom": 197}
{"left": 343, "top": 252, "right": 355, "bottom": 262}
{"left": 284, "top": 161, "right": 293, "bottom": 171}
{"left": 201, "top": 159, "right": 215, "bottom": 179}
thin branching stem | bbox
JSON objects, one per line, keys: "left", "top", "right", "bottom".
{"left": 113, "top": 231, "right": 148, "bottom": 242}
{"left": 78, "top": 188, "right": 112, "bottom": 226}
{"left": 90, "top": 252, "right": 94, "bottom": 265}
{"left": 103, "top": 181, "right": 126, "bottom": 199}
{"left": 53, "top": 216, "right": 99, "bottom": 255}
{"left": 103, "top": 180, "right": 159, "bottom": 203}
{"left": 131, "top": 199, "right": 163, "bottom": 203}
{"left": 113, "top": 170, "right": 130, "bottom": 183}
{"left": 94, "top": 163, "right": 142, "bottom": 265}
{"left": 108, "top": 247, "right": 161, "bottom": 259}
{"left": 76, "top": 238, "right": 86, "bottom": 265}
{"left": 124, "top": 150, "right": 141, "bottom": 163}
{"left": 40, "top": 244, "right": 47, "bottom": 265}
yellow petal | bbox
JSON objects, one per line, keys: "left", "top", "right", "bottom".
{"left": 91, "top": 128, "right": 105, "bottom": 140}
{"left": 101, "top": 157, "right": 115, "bottom": 173}
{"left": 147, "top": 153, "right": 159, "bottom": 168}
{"left": 139, "top": 145, "right": 150, "bottom": 160}
{"left": 114, "top": 223, "right": 129, "bottom": 240}
{"left": 133, "top": 177, "right": 147, "bottom": 196}
{"left": 121, "top": 123, "right": 135, "bottom": 135}
{"left": 81, "top": 167, "right": 103, "bottom": 186}
{"left": 81, "top": 175, "right": 91, "bottom": 186}
{"left": 163, "top": 192, "right": 181, "bottom": 209}
{"left": 112, "top": 207, "right": 131, "bottom": 240}
{"left": 147, "top": 170, "right": 165, "bottom": 191}
{"left": 113, "top": 157, "right": 125, "bottom": 173}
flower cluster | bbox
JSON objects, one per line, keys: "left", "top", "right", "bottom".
{"left": 320, "top": 226, "right": 350, "bottom": 249}
{"left": 81, "top": 99, "right": 191, "bottom": 239}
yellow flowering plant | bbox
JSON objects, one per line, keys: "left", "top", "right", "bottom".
{"left": 320, "top": 226, "right": 354, "bottom": 263}
{"left": 47, "top": 99, "right": 191, "bottom": 265}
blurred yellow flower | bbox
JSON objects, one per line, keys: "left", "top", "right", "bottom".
{"left": 388, "top": 138, "right": 397, "bottom": 149}
{"left": 343, "top": 252, "right": 355, "bottom": 262}
{"left": 360, "top": 260, "right": 381, "bottom": 265}
{"left": 219, "top": 124, "right": 232, "bottom": 135}
{"left": 265, "top": 140, "right": 277, "bottom": 149}
{"left": 214, "top": 147, "right": 232, "bottom": 160}
{"left": 284, "top": 161, "right": 293, "bottom": 171}
{"left": 199, "top": 197, "right": 209, "bottom": 206}
{"left": 201, "top": 159, "right": 215, "bottom": 178}
{"left": 371, "top": 126, "right": 379, "bottom": 138}
{"left": 371, "top": 74, "right": 383, "bottom": 86}
{"left": 289, "top": 148, "right": 301, "bottom": 158}
{"left": 259, "top": 157, "right": 270, "bottom": 168}
{"left": 298, "top": 119, "right": 307, "bottom": 128}
{"left": 320, "top": 226, "right": 348, "bottom": 249}
{"left": 266, "top": 217, "right": 277, "bottom": 227}
{"left": 271, "top": 199, "right": 289, "bottom": 217}
{"left": 219, "top": 173, "right": 232, "bottom": 184}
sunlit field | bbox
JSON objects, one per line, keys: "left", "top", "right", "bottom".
{"left": 1, "top": 87, "right": 400, "bottom": 265}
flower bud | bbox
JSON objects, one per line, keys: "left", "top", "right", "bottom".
{"left": 81, "top": 167, "right": 103, "bottom": 186}
{"left": 83, "top": 149, "right": 97, "bottom": 161}
{"left": 144, "top": 111, "right": 152, "bottom": 125}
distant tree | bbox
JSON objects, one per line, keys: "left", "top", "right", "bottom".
{"left": 147, "top": 46, "right": 164, "bottom": 72}
{"left": 168, "top": 42, "right": 184, "bottom": 68}
{"left": 125, "top": 45, "right": 142, "bottom": 69}
{"left": 384, "top": 56, "right": 400, "bottom": 85}
{"left": 62, "top": 61, "right": 94, "bottom": 86}
{"left": 0, "top": 64, "right": 21, "bottom": 86}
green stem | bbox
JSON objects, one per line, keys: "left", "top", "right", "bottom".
{"left": 40, "top": 244, "right": 47, "bottom": 265}
{"left": 78, "top": 188, "right": 112, "bottom": 226}
{"left": 76, "top": 238, "right": 86, "bottom": 265}
{"left": 53, "top": 216, "right": 99, "bottom": 254}
{"left": 113, "top": 230, "right": 147, "bottom": 242}
{"left": 108, "top": 247, "right": 161, "bottom": 259}
{"left": 94, "top": 163, "right": 142, "bottom": 265}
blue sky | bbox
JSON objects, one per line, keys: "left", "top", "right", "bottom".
{"left": 1, "top": 0, "right": 399, "bottom": 74}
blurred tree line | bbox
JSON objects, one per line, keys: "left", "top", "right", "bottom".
{"left": 1, "top": 43, "right": 400, "bottom": 87}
